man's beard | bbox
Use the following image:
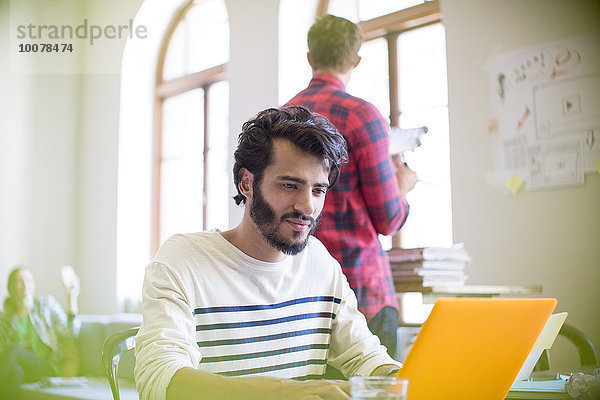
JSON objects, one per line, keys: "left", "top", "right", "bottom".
{"left": 250, "top": 181, "right": 320, "bottom": 256}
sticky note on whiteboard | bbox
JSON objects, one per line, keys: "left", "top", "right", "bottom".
{"left": 505, "top": 174, "right": 525, "bottom": 195}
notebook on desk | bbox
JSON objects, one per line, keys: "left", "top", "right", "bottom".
{"left": 397, "top": 297, "right": 557, "bottom": 400}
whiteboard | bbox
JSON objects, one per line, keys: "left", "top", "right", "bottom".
{"left": 488, "top": 30, "right": 600, "bottom": 190}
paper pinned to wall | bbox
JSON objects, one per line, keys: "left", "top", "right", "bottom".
{"left": 488, "top": 30, "right": 600, "bottom": 190}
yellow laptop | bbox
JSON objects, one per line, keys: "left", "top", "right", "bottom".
{"left": 397, "top": 297, "right": 557, "bottom": 400}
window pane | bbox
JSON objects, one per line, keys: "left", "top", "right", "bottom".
{"left": 206, "top": 81, "right": 230, "bottom": 231}
{"left": 160, "top": 89, "right": 205, "bottom": 244}
{"left": 161, "top": 13, "right": 187, "bottom": 80}
{"left": 397, "top": 23, "right": 448, "bottom": 112}
{"left": 401, "top": 106, "right": 452, "bottom": 248}
{"left": 328, "top": 0, "right": 424, "bottom": 22}
{"left": 358, "top": 0, "right": 424, "bottom": 21}
{"left": 346, "top": 37, "right": 390, "bottom": 121}
{"left": 396, "top": 23, "right": 452, "bottom": 248}
{"left": 163, "top": 0, "right": 229, "bottom": 81}
{"left": 327, "top": 0, "right": 359, "bottom": 22}
{"left": 278, "top": 0, "right": 318, "bottom": 104}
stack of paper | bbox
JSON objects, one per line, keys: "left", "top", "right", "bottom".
{"left": 388, "top": 244, "right": 471, "bottom": 292}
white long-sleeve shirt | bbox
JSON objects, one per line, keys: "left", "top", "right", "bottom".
{"left": 134, "top": 232, "right": 399, "bottom": 400}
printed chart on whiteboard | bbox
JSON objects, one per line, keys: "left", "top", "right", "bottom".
{"left": 488, "top": 30, "right": 600, "bottom": 190}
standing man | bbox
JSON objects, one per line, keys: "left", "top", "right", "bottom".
{"left": 134, "top": 106, "right": 402, "bottom": 400}
{"left": 287, "top": 14, "right": 417, "bottom": 357}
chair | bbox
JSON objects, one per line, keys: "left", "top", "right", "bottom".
{"left": 533, "top": 323, "right": 598, "bottom": 371}
{"left": 101, "top": 327, "right": 139, "bottom": 400}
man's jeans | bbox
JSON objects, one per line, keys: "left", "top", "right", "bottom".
{"left": 368, "top": 306, "right": 398, "bottom": 358}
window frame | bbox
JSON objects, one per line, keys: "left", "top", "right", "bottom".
{"left": 152, "top": 0, "right": 228, "bottom": 254}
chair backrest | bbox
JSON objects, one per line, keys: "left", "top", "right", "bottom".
{"left": 101, "top": 327, "right": 139, "bottom": 400}
{"left": 534, "top": 323, "right": 599, "bottom": 371}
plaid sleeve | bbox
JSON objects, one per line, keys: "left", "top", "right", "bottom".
{"left": 348, "top": 102, "right": 409, "bottom": 235}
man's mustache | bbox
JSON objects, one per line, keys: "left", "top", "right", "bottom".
{"left": 280, "top": 212, "right": 316, "bottom": 226}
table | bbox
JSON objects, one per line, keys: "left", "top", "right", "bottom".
{"left": 396, "top": 284, "right": 543, "bottom": 296}
{"left": 506, "top": 379, "right": 569, "bottom": 399}
{"left": 396, "top": 284, "right": 543, "bottom": 326}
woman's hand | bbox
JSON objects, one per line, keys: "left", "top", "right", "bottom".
{"left": 61, "top": 266, "right": 80, "bottom": 315}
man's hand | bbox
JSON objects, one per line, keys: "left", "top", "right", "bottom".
{"left": 280, "top": 379, "right": 350, "bottom": 400}
{"left": 393, "top": 158, "right": 417, "bottom": 196}
{"left": 371, "top": 364, "right": 401, "bottom": 377}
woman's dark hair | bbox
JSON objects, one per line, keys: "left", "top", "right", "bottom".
{"left": 3, "top": 267, "right": 24, "bottom": 318}
{"left": 233, "top": 105, "right": 348, "bottom": 205}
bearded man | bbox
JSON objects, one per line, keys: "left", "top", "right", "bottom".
{"left": 134, "top": 106, "right": 402, "bottom": 400}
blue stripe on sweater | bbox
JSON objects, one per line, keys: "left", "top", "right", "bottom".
{"left": 200, "top": 343, "right": 329, "bottom": 363}
{"left": 193, "top": 296, "right": 341, "bottom": 315}
{"left": 197, "top": 327, "right": 332, "bottom": 347}
{"left": 218, "top": 359, "right": 327, "bottom": 377}
{"left": 195, "top": 312, "right": 336, "bottom": 331}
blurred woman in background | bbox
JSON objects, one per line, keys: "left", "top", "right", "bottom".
{"left": 0, "top": 266, "right": 81, "bottom": 397}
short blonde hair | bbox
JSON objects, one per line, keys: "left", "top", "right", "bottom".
{"left": 307, "top": 14, "right": 363, "bottom": 73}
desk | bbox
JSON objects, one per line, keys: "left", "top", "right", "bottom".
{"left": 506, "top": 379, "right": 569, "bottom": 399}
{"left": 396, "top": 284, "right": 543, "bottom": 296}
{"left": 396, "top": 284, "right": 543, "bottom": 326}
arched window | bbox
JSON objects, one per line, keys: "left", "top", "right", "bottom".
{"left": 279, "top": 0, "right": 452, "bottom": 249}
{"left": 117, "top": 0, "right": 229, "bottom": 310}
{"left": 153, "top": 0, "right": 230, "bottom": 253}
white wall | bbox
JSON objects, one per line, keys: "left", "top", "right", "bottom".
{"left": 0, "top": 0, "right": 142, "bottom": 313}
{"left": 75, "top": 0, "right": 145, "bottom": 314}
{"left": 0, "top": 0, "right": 82, "bottom": 307}
{"left": 226, "top": 0, "right": 280, "bottom": 225}
{"left": 442, "top": 0, "right": 600, "bottom": 364}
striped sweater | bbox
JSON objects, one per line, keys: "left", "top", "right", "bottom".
{"left": 134, "top": 231, "right": 398, "bottom": 400}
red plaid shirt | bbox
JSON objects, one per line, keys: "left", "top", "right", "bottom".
{"left": 287, "top": 73, "right": 409, "bottom": 321}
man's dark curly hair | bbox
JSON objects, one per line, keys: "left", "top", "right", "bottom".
{"left": 233, "top": 105, "right": 348, "bottom": 205}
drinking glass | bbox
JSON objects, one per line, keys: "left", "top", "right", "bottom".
{"left": 349, "top": 376, "right": 408, "bottom": 399}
